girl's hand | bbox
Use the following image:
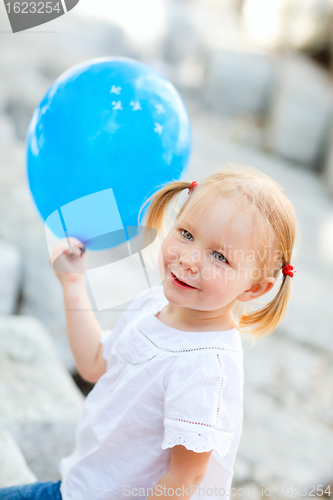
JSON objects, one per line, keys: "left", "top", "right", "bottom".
{"left": 49, "top": 237, "right": 88, "bottom": 288}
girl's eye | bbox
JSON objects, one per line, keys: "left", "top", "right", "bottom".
{"left": 181, "top": 229, "right": 192, "bottom": 240}
{"left": 181, "top": 229, "right": 228, "bottom": 264}
{"left": 212, "top": 251, "right": 228, "bottom": 264}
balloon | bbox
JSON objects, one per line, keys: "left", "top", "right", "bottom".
{"left": 26, "top": 57, "right": 192, "bottom": 250}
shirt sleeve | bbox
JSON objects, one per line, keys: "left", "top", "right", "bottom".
{"left": 162, "top": 350, "right": 243, "bottom": 459}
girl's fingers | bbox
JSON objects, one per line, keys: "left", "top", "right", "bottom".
{"left": 50, "top": 240, "right": 85, "bottom": 265}
{"left": 69, "top": 244, "right": 86, "bottom": 259}
{"left": 68, "top": 248, "right": 81, "bottom": 258}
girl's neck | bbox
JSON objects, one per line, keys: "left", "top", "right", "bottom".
{"left": 156, "top": 302, "right": 236, "bottom": 333}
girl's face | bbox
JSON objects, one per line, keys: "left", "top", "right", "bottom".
{"left": 158, "top": 194, "right": 275, "bottom": 315}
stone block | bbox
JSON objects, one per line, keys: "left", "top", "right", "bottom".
{"left": 162, "top": 2, "right": 204, "bottom": 64}
{"left": 0, "top": 428, "right": 37, "bottom": 487}
{"left": 203, "top": 48, "right": 276, "bottom": 116}
{"left": 0, "top": 315, "right": 84, "bottom": 480}
{"left": 323, "top": 125, "right": 333, "bottom": 197}
{"left": 264, "top": 54, "right": 333, "bottom": 168}
{"left": 0, "top": 240, "right": 22, "bottom": 315}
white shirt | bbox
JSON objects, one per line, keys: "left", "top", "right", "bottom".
{"left": 59, "top": 285, "right": 244, "bottom": 500}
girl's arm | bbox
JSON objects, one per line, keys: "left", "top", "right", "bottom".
{"left": 62, "top": 282, "right": 106, "bottom": 383}
{"left": 50, "top": 238, "right": 106, "bottom": 383}
{"left": 147, "top": 445, "right": 212, "bottom": 499}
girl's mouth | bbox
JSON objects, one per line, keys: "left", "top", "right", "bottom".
{"left": 170, "top": 271, "right": 196, "bottom": 289}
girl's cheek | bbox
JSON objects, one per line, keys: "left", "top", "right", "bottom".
{"left": 165, "top": 243, "right": 178, "bottom": 265}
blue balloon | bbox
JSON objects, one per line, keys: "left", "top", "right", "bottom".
{"left": 26, "top": 57, "right": 192, "bottom": 250}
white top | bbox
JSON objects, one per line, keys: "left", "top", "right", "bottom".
{"left": 59, "top": 285, "right": 244, "bottom": 500}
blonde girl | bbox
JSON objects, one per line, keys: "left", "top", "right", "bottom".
{"left": 141, "top": 163, "right": 297, "bottom": 340}
{"left": 0, "top": 163, "right": 297, "bottom": 500}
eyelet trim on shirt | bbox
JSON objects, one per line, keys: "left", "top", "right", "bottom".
{"left": 162, "top": 425, "right": 232, "bottom": 458}
{"left": 174, "top": 418, "right": 212, "bottom": 427}
{"left": 216, "top": 353, "right": 223, "bottom": 425}
{"left": 132, "top": 354, "right": 158, "bottom": 365}
{"left": 136, "top": 324, "right": 237, "bottom": 353}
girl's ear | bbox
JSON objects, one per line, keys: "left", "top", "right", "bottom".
{"left": 237, "top": 277, "right": 275, "bottom": 303}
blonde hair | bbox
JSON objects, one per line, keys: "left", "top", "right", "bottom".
{"left": 138, "top": 163, "right": 299, "bottom": 340}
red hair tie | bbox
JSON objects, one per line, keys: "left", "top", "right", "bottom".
{"left": 282, "top": 264, "right": 296, "bottom": 278}
{"left": 188, "top": 181, "right": 198, "bottom": 194}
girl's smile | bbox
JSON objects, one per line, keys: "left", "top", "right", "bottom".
{"left": 170, "top": 270, "right": 198, "bottom": 289}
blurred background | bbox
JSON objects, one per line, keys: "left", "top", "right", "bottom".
{"left": 0, "top": 0, "right": 333, "bottom": 496}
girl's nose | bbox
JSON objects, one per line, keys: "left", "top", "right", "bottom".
{"left": 179, "top": 251, "right": 199, "bottom": 273}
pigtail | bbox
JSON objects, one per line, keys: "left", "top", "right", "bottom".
{"left": 235, "top": 267, "right": 293, "bottom": 339}
{"left": 137, "top": 180, "right": 192, "bottom": 254}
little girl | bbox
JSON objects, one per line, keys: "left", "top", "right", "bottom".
{"left": 0, "top": 163, "right": 297, "bottom": 500}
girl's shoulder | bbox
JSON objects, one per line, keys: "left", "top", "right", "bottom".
{"left": 161, "top": 343, "right": 243, "bottom": 410}
{"left": 168, "top": 344, "right": 244, "bottom": 386}
{"left": 113, "top": 284, "right": 165, "bottom": 326}
{"left": 100, "top": 285, "right": 166, "bottom": 364}
{"left": 117, "top": 284, "right": 166, "bottom": 330}
{"left": 129, "top": 284, "right": 165, "bottom": 312}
